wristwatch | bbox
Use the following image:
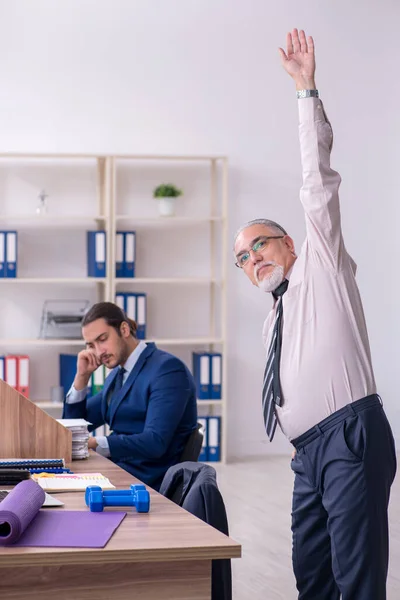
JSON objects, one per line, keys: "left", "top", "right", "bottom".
{"left": 296, "top": 89, "right": 319, "bottom": 99}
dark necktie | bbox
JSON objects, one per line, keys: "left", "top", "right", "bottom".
{"left": 108, "top": 367, "right": 126, "bottom": 406}
{"left": 262, "top": 278, "right": 289, "bottom": 441}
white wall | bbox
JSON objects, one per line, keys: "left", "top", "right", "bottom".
{"left": 0, "top": 0, "right": 399, "bottom": 458}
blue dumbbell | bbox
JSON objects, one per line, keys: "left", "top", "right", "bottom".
{"left": 85, "top": 484, "right": 150, "bottom": 513}
{"left": 84, "top": 484, "right": 146, "bottom": 507}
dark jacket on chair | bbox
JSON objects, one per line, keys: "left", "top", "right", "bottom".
{"left": 159, "top": 462, "right": 232, "bottom": 600}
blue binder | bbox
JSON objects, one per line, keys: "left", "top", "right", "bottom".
{"left": 135, "top": 293, "right": 146, "bottom": 340}
{"left": 207, "top": 416, "right": 221, "bottom": 462}
{"left": 59, "top": 354, "right": 78, "bottom": 397}
{"left": 115, "top": 232, "right": 125, "bottom": 278}
{"left": 115, "top": 292, "right": 126, "bottom": 313}
{"left": 87, "top": 231, "right": 106, "bottom": 277}
{"left": 60, "top": 353, "right": 93, "bottom": 398}
{"left": 120, "top": 231, "right": 136, "bottom": 278}
{"left": 210, "top": 353, "right": 222, "bottom": 400}
{"left": 116, "top": 292, "right": 147, "bottom": 340}
{"left": 192, "top": 353, "right": 211, "bottom": 400}
{"left": 198, "top": 417, "right": 208, "bottom": 462}
{"left": 0, "top": 232, "right": 5, "bottom": 278}
{"left": 0, "top": 356, "right": 4, "bottom": 381}
{"left": 5, "top": 231, "right": 17, "bottom": 278}
{"left": 124, "top": 293, "right": 136, "bottom": 323}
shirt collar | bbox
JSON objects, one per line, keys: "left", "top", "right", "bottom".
{"left": 121, "top": 340, "right": 147, "bottom": 376}
{"left": 285, "top": 265, "right": 294, "bottom": 281}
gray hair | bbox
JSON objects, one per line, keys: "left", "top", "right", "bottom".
{"left": 233, "top": 218, "right": 288, "bottom": 251}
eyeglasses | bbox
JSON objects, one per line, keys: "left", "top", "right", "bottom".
{"left": 235, "top": 235, "right": 284, "bottom": 268}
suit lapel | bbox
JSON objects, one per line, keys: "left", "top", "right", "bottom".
{"left": 109, "top": 343, "right": 156, "bottom": 427}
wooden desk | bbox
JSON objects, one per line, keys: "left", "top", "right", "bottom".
{"left": 0, "top": 453, "right": 241, "bottom": 599}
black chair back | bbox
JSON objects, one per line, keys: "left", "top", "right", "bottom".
{"left": 179, "top": 422, "right": 204, "bottom": 462}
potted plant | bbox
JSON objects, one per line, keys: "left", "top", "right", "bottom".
{"left": 153, "top": 183, "right": 183, "bottom": 217}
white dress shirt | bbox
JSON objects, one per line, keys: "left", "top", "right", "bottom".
{"left": 262, "top": 97, "right": 376, "bottom": 441}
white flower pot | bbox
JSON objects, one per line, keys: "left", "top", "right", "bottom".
{"left": 157, "top": 197, "right": 176, "bottom": 217}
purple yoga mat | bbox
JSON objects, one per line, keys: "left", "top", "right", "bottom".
{"left": 0, "top": 479, "right": 45, "bottom": 545}
{"left": 13, "top": 510, "right": 126, "bottom": 547}
{"left": 0, "top": 479, "right": 126, "bottom": 548}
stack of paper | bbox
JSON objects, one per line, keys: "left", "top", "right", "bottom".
{"left": 57, "top": 418, "right": 91, "bottom": 460}
{"left": 32, "top": 472, "right": 115, "bottom": 492}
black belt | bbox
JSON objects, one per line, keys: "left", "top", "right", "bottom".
{"left": 291, "top": 394, "right": 381, "bottom": 450}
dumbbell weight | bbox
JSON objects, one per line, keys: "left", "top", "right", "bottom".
{"left": 85, "top": 484, "right": 150, "bottom": 513}
{"left": 84, "top": 484, "right": 146, "bottom": 507}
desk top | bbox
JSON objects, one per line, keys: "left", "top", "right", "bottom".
{"left": 0, "top": 452, "right": 241, "bottom": 567}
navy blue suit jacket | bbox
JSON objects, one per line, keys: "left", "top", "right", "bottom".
{"left": 63, "top": 343, "right": 198, "bottom": 491}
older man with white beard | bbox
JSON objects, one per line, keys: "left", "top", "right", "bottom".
{"left": 233, "top": 28, "right": 396, "bottom": 600}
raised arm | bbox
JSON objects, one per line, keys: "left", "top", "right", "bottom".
{"left": 279, "top": 29, "right": 346, "bottom": 271}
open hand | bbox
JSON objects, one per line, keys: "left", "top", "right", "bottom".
{"left": 279, "top": 29, "right": 316, "bottom": 91}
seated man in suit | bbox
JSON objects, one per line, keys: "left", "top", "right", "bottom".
{"left": 63, "top": 301, "right": 198, "bottom": 491}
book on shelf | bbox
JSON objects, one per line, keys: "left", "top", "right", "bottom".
{"left": 116, "top": 292, "right": 147, "bottom": 339}
{"left": 0, "top": 355, "right": 30, "bottom": 397}
{"left": 0, "top": 231, "right": 18, "bottom": 278}
{"left": 192, "top": 352, "right": 222, "bottom": 400}
{"left": 196, "top": 416, "right": 221, "bottom": 462}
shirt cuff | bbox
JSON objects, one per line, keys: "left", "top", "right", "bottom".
{"left": 65, "top": 384, "right": 88, "bottom": 404}
{"left": 95, "top": 436, "right": 111, "bottom": 458}
{"left": 298, "top": 96, "right": 325, "bottom": 124}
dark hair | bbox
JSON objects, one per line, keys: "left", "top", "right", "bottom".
{"left": 82, "top": 302, "right": 137, "bottom": 337}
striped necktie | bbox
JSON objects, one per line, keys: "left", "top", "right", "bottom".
{"left": 262, "top": 279, "right": 289, "bottom": 441}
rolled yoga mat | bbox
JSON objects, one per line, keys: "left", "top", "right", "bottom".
{"left": 0, "top": 479, "right": 45, "bottom": 545}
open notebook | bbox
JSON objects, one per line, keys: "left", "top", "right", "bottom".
{"left": 0, "top": 490, "right": 64, "bottom": 507}
{"left": 32, "top": 473, "right": 115, "bottom": 493}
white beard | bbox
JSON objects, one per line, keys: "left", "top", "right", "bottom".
{"left": 255, "top": 262, "right": 284, "bottom": 293}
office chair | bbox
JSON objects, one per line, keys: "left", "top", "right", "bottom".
{"left": 160, "top": 462, "right": 232, "bottom": 600}
{"left": 179, "top": 422, "right": 204, "bottom": 462}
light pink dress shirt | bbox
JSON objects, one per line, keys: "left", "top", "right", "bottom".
{"left": 262, "top": 97, "right": 376, "bottom": 441}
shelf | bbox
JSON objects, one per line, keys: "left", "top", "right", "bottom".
{"left": 196, "top": 400, "right": 222, "bottom": 406}
{"left": 146, "top": 338, "right": 223, "bottom": 346}
{"left": 0, "top": 277, "right": 106, "bottom": 284}
{"left": 0, "top": 215, "right": 106, "bottom": 221}
{"left": 35, "top": 399, "right": 222, "bottom": 409}
{"left": 114, "top": 154, "right": 226, "bottom": 161}
{"left": 0, "top": 151, "right": 228, "bottom": 464}
{"left": 115, "top": 216, "right": 223, "bottom": 226}
{"left": 0, "top": 337, "right": 222, "bottom": 347}
{"left": 0, "top": 153, "right": 227, "bottom": 161}
{"left": 0, "top": 339, "right": 85, "bottom": 346}
{"left": 115, "top": 277, "right": 218, "bottom": 284}
{"left": 0, "top": 153, "right": 106, "bottom": 159}
{"left": 36, "top": 402, "right": 64, "bottom": 410}
{"left": 0, "top": 215, "right": 106, "bottom": 228}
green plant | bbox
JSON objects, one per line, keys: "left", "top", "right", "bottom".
{"left": 153, "top": 183, "right": 183, "bottom": 198}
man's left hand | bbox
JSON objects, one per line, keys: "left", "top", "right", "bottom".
{"left": 279, "top": 28, "right": 316, "bottom": 91}
{"left": 88, "top": 437, "right": 98, "bottom": 450}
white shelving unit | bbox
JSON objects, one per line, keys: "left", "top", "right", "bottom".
{"left": 0, "top": 152, "right": 228, "bottom": 462}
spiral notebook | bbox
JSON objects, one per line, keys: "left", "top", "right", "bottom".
{"left": 32, "top": 473, "right": 115, "bottom": 493}
{"left": 0, "top": 458, "right": 65, "bottom": 469}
